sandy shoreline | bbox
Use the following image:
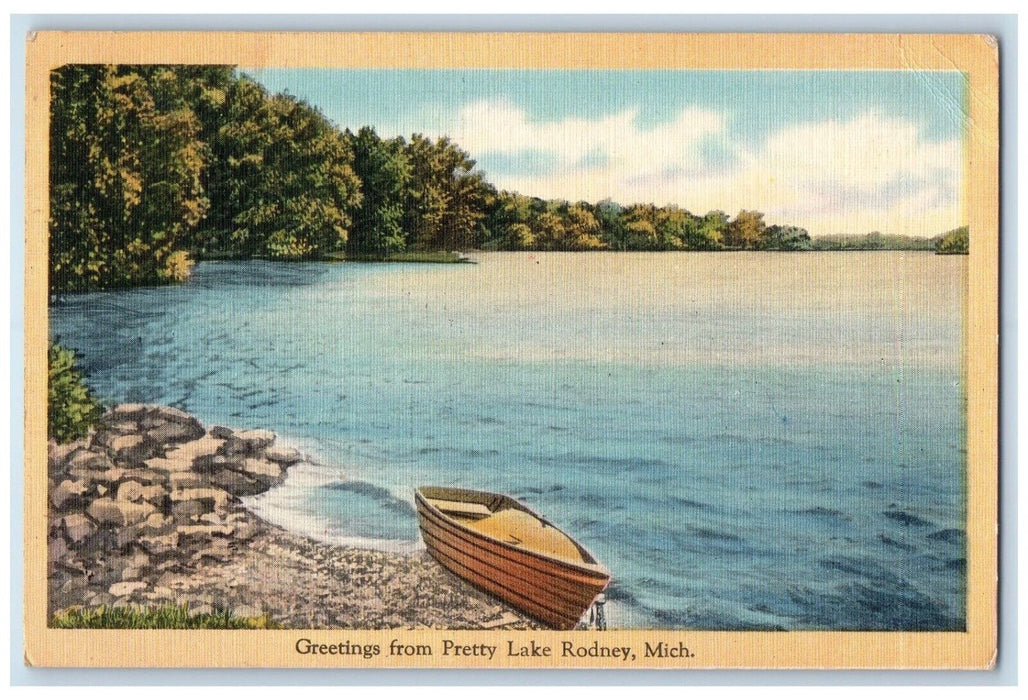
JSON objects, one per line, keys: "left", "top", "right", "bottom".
{"left": 47, "top": 405, "right": 540, "bottom": 630}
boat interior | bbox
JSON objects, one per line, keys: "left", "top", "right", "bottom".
{"left": 422, "top": 489, "right": 590, "bottom": 564}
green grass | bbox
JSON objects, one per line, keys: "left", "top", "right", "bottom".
{"left": 325, "top": 251, "right": 474, "bottom": 264}
{"left": 50, "top": 604, "right": 281, "bottom": 629}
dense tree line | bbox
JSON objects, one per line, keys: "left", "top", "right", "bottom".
{"left": 809, "top": 231, "right": 938, "bottom": 252}
{"left": 49, "top": 65, "right": 857, "bottom": 294}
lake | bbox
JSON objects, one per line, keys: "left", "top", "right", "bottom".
{"left": 50, "top": 251, "right": 967, "bottom": 630}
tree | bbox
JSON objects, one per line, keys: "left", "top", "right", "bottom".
{"left": 345, "top": 127, "right": 411, "bottom": 256}
{"left": 201, "top": 78, "right": 362, "bottom": 260}
{"left": 404, "top": 134, "right": 490, "bottom": 251}
{"left": 760, "top": 225, "right": 811, "bottom": 251}
{"left": 565, "top": 204, "right": 606, "bottom": 250}
{"left": 727, "top": 210, "right": 766, "bottom": 250}
{"left": 594, "top": 199, "right": 629, "bottom": 250}
{"left": 49, "top": 65, "right": 209, "bottom": 292}
{"left": 697, "top": 210, "right": 729, "bottom": 249}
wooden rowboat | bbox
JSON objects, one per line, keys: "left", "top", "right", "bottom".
{"left": 414, "top": 486, "right": 611, "bottom": 630}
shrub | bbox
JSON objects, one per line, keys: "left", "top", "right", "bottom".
{"left": 48, "top": 343, "right": 103, "bottom": 442}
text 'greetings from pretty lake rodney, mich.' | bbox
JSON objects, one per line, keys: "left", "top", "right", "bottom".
{"left": 294, "top": 638, "right": 696, "bottom": 663}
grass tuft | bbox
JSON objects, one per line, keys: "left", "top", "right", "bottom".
{"left": 50, "top": 604, "right": 281, "bottom": 629}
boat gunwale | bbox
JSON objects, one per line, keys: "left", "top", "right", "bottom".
{"left": 416, "top": 496, "right": 610, "bottom": 594}
{"left": 415, "top": 486, "right": 611, "bottom": 579}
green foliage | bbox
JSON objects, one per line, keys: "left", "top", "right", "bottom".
{"left": 810, "top": 231, "right": 937, "bottom": 251}
{"left": 760, "top": 225, "right": 812, "bottom": 251}
{"left": 201, "top": 79, "right": 361, "bottom": 260}
{"left": 936, "top": 226, "right": 969, "bottom": 255}
{"left": 47, "top": 343, "right": 103, "bottom": 442}
{"left": 726, "top": 210, "right": 766, "bottom": 249}
{"left": 51, "top": 604, "right": 281, "bottom": 629}
{"left": 49, "top": 65, "right": 210, "bottom": 293}
{"left": 403, "top": 134, "right": 492, "bottom": 251}
{"left": 49, "top": 64, "right": 826, "bottom": 296}
{"left": 345, "top": 126, "right": 411, "bottom": 256}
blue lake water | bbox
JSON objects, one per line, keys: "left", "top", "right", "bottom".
{"left": 50, "top": 251, "right": 967, "bottom": 630}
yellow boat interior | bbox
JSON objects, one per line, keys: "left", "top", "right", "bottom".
{"left": 419, "top": 487, "right": 593, "bottom": 564}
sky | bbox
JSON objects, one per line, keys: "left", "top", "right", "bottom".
{"left": 246, "top": 68, "right": 967, "bottom": 238}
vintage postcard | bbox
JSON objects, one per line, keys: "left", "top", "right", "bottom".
{"left": 23, "top": 32, "right": 998, "bottom": 669}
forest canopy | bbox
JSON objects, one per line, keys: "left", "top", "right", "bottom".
{"left": 49, "top": 65, "right": 958, "bottom": 294}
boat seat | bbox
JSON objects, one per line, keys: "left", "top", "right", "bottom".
{"left": 469, "top": 508, "right": 585, "bottom": 562}
{"left": 429, "top": 498, "right": 493, "bottom": 519}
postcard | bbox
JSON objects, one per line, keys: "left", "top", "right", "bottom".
{"left": 23, "top": 31, "right": 998, "bottom": 669}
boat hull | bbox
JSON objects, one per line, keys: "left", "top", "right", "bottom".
{"left": 415, "top": 487, "right": 611, "bottom": 630}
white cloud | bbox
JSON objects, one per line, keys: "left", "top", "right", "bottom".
{"left": 392, "top": 100, "right": 963, "bottom": 237}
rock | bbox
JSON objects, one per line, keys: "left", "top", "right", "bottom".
{"left": 79, "top": 527, "right": 118, "bottom": 554}
{"left": 140, "top": 513, "right": 175, "bottom": 535}
{"left": 170, "top": 487, "right": 235, "bottom": 512}
{"left": 144, "top": 455, "right": 193, "bottom": 473}
{"left": 103, "top": 431, "right": 155, "bottom": 464}
{"left": 96, "top": 484, "right": 108, "bottom": 496}
{"left": 108, "top": 581, "right": 147, "bottom": 597}
{"left": 232, "top": 521, "right": 258, "bottom": 541}
{"left": 139, "top": 532, "right": 180, "bottom": 557}
{"left": 222, "top": 429, "right": 275, "bottom": 457}
{"left": 121, "top": 566, "right": 143, "bottom": 580}
{"left": 92, "top": 467, "right": 126, "bottom": 484}
{"left": 151, "top": 405, "right": 200, "bottom": 425}
{"left": 54, "top": 556, "right": 88, "bottom": 576}
{"left": 116, "top": 480, "right": 166, "bottom": 505}
{"left": 64, "top": 448, "right": 112, "bottom": 473}
{"left": 113, "top": 468, "right": 168, "bottom": 486}
{"left": 146, "top": 420, "right": 204, "bottom": 446}
{"left": 49, "top": 439, "right": 88, "bottom": 470}
{"left": 104, "top": 421, "right": 139, "bottom": 434}
{"left": 210, "top": 426, "right": 234, "bottom": 440}
{"left": 152, "top": 435, "right": 225, "bottom": 471}
{"left": 238, "top": 458, "right": 282, "bottom": 481}
{"left": 191, "top": 453, "right": 237, "bottom": 474}
{"left": 116, "top": 480, "right": 145, "bottom": 502}
{"left": 108, "top": 433, "right": 144, "bottom": 455}
{"left": 168, "top": 471, "right": 204, "bottom": 490}
{"left": 87, "top": 498, "right": 157, "bottom": 527}
{"left": 62, "top": 514, "right": 96, "bottom": 544}
{"left": 171, "top": 500, "right": 205, "bottom": 521}
{"left": 109, "top": 404, "right": 149, "bottom": 418}
{"left": 177, "top": 524, "right": 235, "bottom": 540}
{"left": 193, "top": 542, "right": 233, "bottom": 562}
{"left": 116, "top": 524, "right": 145, "bottom": 548}
{"left": 209, "top": 469, "right": 263, "bottom": 496}
{"left": 51, "top": 479, "right": 90, "bottom": 510}
{"left": 264, "top": 445, "right": 302, "bottom": 465}
{"left": 48, "top": 535, "right": 69, "bottom": 563}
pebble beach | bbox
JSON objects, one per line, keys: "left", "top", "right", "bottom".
{"left": 47, "top": 404, "right": 539, "bottom": 630}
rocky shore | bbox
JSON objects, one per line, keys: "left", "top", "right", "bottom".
{"left": 48, "top": 404, "right": 538, "bottom": 629}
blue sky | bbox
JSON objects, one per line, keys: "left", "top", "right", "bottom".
{"left": 246, "top": 68, "right": 967, "bottom": 237}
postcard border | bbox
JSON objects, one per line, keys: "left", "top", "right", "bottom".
{"left": 22, "top": 30, "right": 999, "bottom": 671}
